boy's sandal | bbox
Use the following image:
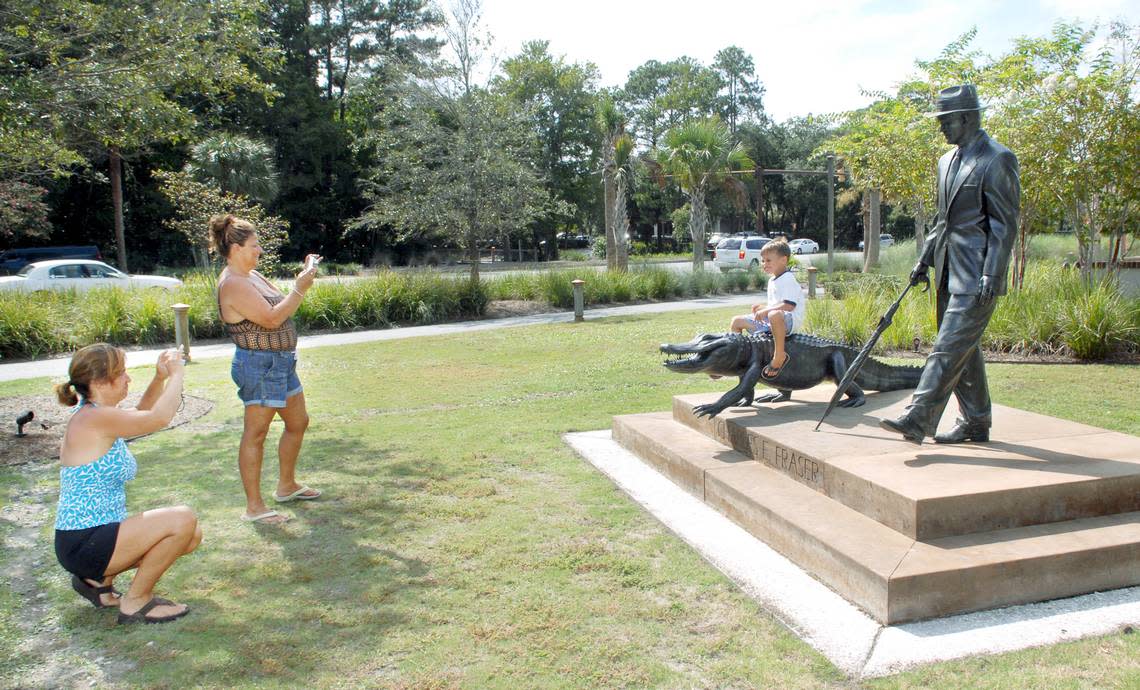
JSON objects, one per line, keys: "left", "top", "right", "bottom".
{"left": 117, "top": 597, "right": 190, "bottom": 625}
{"left": 71, "top": 574, "right": 120, "bottom": 609}
{"left": 762, "top": 353, "right": 791, "bottom": 380}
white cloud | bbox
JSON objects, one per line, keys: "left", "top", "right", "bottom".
{"left": 474, "top": 0, "right": 1138, "bottom": 121}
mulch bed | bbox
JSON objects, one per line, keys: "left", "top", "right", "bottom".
{"left": 0, "top": 393, "right": 213, "bottom": 467}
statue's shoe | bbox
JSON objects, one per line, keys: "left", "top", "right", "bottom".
{"left": 879, "top": 415, "right": 925, "bottom": 444}
{"left": 933, "top": 419, "right": 990, "bottom": 444}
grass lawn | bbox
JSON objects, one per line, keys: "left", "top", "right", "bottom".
{"left": 1, "top": 305, "right": 1139, "bottom": 688}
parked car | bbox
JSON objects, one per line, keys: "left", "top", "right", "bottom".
{"left": 556, "top": 232, "right": 591, "bottom": 249}
{"left": 705, "top": 233, "right": 727, "bottom": 255}
{"left": 713, "top": 236, "right": 772, "bottom": 272}
{"left": 0, "top": 245, "right": 102, "bottom": 274}
{"left": 0, "top": 260, "right": 182, "bottom": 292}
{"left": 788, "top": 238, "right": 820, "bottom": 254}
{"left": 858, "top": 234, "right": 895, "bottom": 250}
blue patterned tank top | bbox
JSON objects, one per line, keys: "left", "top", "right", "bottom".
{"left": 55, "top": 437, "right": 137, "bottom": 530}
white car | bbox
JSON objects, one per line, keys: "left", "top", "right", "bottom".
{"left": 858, "top": 234, "right": 895, "bottom": 250}
{"left": 713, "top": 236, "right": 771, "bottom": 272}
{"left": 788, "top": 238, "right": 819, "bottom": 254}
{"left": 0, "top": 260, "right": 182, "bottom": 293}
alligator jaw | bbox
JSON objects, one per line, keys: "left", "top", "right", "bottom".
{"left": 661, "top": 333, "right": 748, "bottom": 377}
{"left": 662, "top": 350, "right": 709, "bottom": 373}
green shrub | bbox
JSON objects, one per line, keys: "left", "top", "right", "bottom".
{"left": 1055, "top": 274, "right": 1136, "bottom": 360}
{"left": 270, "top": 261, "right": 362, "bottom": 279}
{"left": 486, "top": 272, "right": 542, "bottom": 301}
{"left": 829, "top": 253, "right": 864, "bottom": 274}
{"left": 642, "top": 268, "right": 681, "bottom": 299}
{"left": 538, "top": 271, "right": 577, "bottom": 308}
{"left": 0, "top": 270, "right": 490, "bottom": 359}
{"left": 872, "top": 240, "right": 921, "bottom": 277}
{"left": 0, "top": 296, "right": 67, "bottom": 358}
{"left": 985, "top": 262, "right": 1063, "bottom": 353}
{"left": 807, "top": 261, "right": 1139, "bottom": 357}
{"left": 3, "top": 259, "right": 1132, "bottom": 361}
{"left": 561, "top": 250, "right": 590, "bottom": 262}
{"left": 681, "top": 269, "right": 722, "bottom": 297}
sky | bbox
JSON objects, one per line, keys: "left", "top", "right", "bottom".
{"left": 477, "top": 0, "right": 1140, "bottom": 122}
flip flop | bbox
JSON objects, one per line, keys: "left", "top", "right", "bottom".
{"left": 272, "top": 486, "right": 321, "bottom": 503}
{"left": 762, "top": 352, "right": 791, "bottom": 380}
{"left": 240, "top": 510, "right": 290, "bottom": 524}
{"left": 117, "top": 597, "right": 190, "bottom": 625}
{"left": 71, "top": 574, "right": 120, "bottom": 609}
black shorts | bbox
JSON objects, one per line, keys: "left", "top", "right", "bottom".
{"left": 55, "top": 523, "right": 120, "bottom": 581}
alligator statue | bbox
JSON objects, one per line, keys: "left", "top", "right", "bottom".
{"left": 661, "top": 332, "right": 923, "bottom": 418}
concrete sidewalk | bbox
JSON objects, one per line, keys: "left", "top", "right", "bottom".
{"left": 0, "top": 293, "right": 761, "bottom": 383}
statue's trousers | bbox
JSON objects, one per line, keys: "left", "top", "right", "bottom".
{"left": 906, "top": 280, "right": 996, "bottom": 435}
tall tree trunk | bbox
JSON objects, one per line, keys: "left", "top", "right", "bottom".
{"left": 754, "top": 166, "right": 765, "bottom": 235}
{"left": 109, "top": 146, "right": 127, "bottom": 271}
{"left": 614, "top": 177, "right": 629, "bottom": 271}
{"left": 466, "top": 210, "right": 480, "bottom": 282}
{"left": 690, "top": 190, "right": 707, "bottom": 271}
{"left": 338, "top": 13, "right": 350, "bottom": 121}
{"left": 862, "top": 188, "right": 881, "bottom": 272}
{"left": 603, "top": 164, "right": 617, "bottom": 271}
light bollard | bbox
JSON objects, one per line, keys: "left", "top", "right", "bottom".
{"left": 806, "top": 266, "right": 818, "bottom": 300}
{"left": 172, "top": 303, "right": 191, "bottom": 361}
{"left": 572, "top": 279, "right": 585, "bottom": 322}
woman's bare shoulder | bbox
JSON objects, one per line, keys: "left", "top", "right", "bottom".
{"left": 60, "top": 407, "right": 118, "bottom": 466}
{"left": 249, "top": 270, "right": 282, "bottom": 294}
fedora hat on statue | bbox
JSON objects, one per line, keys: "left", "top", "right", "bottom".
{"left": 925, "top": 84, "right": 986, "bottom": 117}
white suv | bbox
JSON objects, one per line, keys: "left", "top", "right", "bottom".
{"left": 858, "top": 234, "right": 894, "bottom": 250}
{"left": 713, "top": 236, "right": 771, "bottom": 272}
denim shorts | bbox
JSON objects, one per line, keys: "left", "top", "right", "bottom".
{"left": 745, "top": 311, "right": 795, "bottom": 335}
{"left": 231, "top": 348, "right": 303, "bottom": 408}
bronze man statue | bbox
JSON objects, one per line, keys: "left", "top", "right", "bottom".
{"left": 879, "top": 85, "right": 1020, "bottom": 445}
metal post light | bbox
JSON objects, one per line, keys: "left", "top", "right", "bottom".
{"left": 572, "top": 279, "right": 585, "bottom": 322}
{"left": 172, "top": 303, "right": 191, "bottom": 361}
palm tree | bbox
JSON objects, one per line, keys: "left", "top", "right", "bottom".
{"left": 185, "top": 133, "right": 279, "bottom": 205}
{"left": 598, "top": 98, "right": 635, "bottom": 271}
{"left": 654, "top": 118, "right": 753, "bottom": 270}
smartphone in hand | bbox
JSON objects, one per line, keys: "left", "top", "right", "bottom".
{"left": 304, "top": 254, "right": 323, "bottom": 272}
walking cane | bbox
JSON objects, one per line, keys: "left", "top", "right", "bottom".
{"left": 815, "top": 274, "right": 929, "bottom": 431}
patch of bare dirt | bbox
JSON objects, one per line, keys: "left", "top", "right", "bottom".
{"left": 482, "top": 299, "right": 562, "bottom": 318}
{"left": 0, "top": 392, "right": 213, "bottom": 467}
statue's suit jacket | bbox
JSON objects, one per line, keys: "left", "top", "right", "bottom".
{"left": 920, "top": 129, "right": 1020, "bottom": 296}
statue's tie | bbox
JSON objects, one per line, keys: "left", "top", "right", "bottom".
{"left": 946, "top": 149, "right": 962, "bottom": 197}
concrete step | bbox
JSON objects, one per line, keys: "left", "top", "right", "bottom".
{"left": 671, "top": 387, "right": 1140, "bottom": 540}
{"left": 613, "top": 411, "right": 1140, "bottom": 624}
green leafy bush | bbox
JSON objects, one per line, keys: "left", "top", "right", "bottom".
{"left": 0, "top": 271, "right": 490, "bottom": 360}
{"left": 807, "top": 261, "right": 1138, "bottom": 358}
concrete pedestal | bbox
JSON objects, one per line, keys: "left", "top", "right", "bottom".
{"left": 613, "top": 387, "right": 1140, "bottom": 624}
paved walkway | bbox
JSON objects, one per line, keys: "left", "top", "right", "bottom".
{"left": 0, "top": 293, "right": 763, "bottom": 383}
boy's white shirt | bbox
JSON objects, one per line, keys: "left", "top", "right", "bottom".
{"left": 766, "top": 270, "right": 806, "bottom": 330}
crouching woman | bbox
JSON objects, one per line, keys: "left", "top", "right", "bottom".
{"left": 54, "top": 344, "right": 202, "bottom": 624}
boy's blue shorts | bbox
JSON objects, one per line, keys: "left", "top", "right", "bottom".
{"left": 744, "top": 311, "right": 795, "bottom": 335}
{"left": 231, "top": 348, "right": 303, "bottom": 408}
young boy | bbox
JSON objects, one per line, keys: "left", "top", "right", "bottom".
{"left": 728, "top": 239, "right": 805, "bottom": 379}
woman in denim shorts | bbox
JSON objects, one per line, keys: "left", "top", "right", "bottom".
{"left": 211, "top": 215, "right": 323, "bottom": 525}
